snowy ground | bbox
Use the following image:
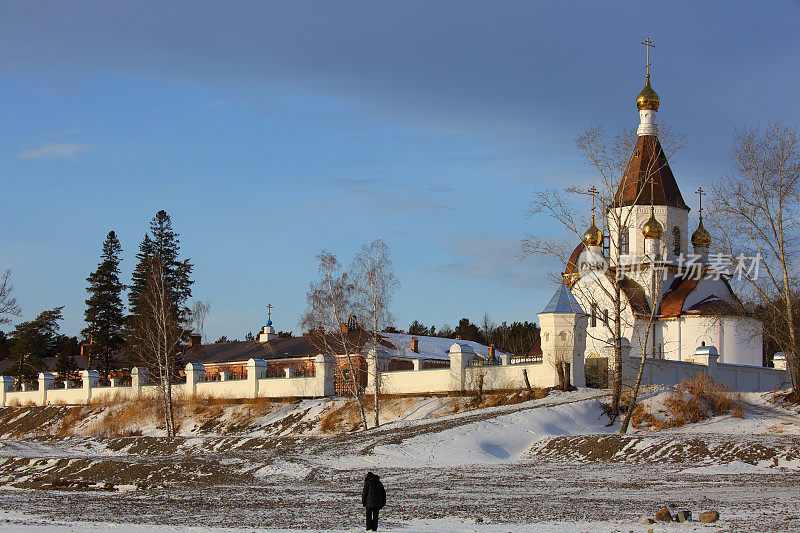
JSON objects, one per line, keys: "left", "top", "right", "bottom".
{"left": 0, "top": 389, "right": 798, "bottom": 531}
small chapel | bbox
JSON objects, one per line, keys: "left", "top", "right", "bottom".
{"left": 538, "top": 46, "right": 764, "bottom": 374}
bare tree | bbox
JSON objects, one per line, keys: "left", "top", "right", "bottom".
{"left": 708, "top": 122, "right": 800, "bottom": 394}
{"left": 300, "top": 251, "right": 369, "bottom": 430}
{"left": 620, "top": 249, "right": 669, "bottom": 432}
{"left": 523, "top": 125, "right": 684, "bottom": 421}
{"left": 191, "top": 300, "right": 211, "bottom": 342}
{"left": 0, "top": 269, "right": 22, "bottom": 325}
{"left": 127, "top": 256, "right": 180, "bottom": 437}
{"left": 351, "top": 239, "right": 399, "bottom": 428}
{"left": 480, "top": 312, "right": 495, "bottom": 348}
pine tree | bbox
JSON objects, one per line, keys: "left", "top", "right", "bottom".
{"left": 83, "top": 231, "right": 125, "bottom": 375}
{"left": 10, "top": 307, "right": 64, "bottom": 384}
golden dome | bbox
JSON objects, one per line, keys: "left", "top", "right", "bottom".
{"left": 583, "top": 216, "right": 603, "bottom": 247}
{"left": 692, "top": 218, "right": 712, "bottom": 248}
{"left": 642, "top": 210, "right": 663, "bottom": 239}
{"left": 636, "top": 76, "right": 660, "bottom": 111}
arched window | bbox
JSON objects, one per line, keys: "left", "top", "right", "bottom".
{"left": 545, "top": 332, "right": 550, "bottom": 342}
{"left": 672, "top": 226, "right": 681, "bottom": 256}
{"left": 619, "top": 226, "right": 629, "bottom": 255}
{"left": 558, "top": 331, "right": 568, "bottom": 342}
{"left": 590, "top": 304, "right": 597, "bottom": 328}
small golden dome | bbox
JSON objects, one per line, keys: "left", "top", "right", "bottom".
{"left": 583, "top": 216, "right": 603, "bottom": 247}
{"left": 692, "top": 218, "right": 711, "bottom": 248}
{"left": 642, "top": 210, "right": 663, "bottom": 239}
{"left": 636, "top": 76, "right": 660, "bottom": 111}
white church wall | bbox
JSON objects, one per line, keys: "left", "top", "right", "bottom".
{"left": 607, "top": 205, "right": 688, "bottom": 263}
{"left": 659, "top": 319, "right": 679, "bottom": 360}
{"left": 679, "top": 316, "right": 719, "bottom": 362}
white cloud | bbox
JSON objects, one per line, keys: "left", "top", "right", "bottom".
{"left": 18, "top": 143, "right": 91, "bottom": 160}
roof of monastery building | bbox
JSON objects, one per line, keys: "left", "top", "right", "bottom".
{"left": 184, "top": 330, "right": 505, "bottom": 366}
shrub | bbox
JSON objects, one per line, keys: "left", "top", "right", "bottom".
{"left": 632, "top": 373, "right": 744, "bottom": 429}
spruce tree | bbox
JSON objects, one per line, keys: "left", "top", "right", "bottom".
{"left": 128, "top": 234, "right": 155, "bottom": 317}
{"left": 83, "top": 231, "right": 125, "bottom": 375}
{"left": 127, "top": 211, "right": 194, "bottom": 352}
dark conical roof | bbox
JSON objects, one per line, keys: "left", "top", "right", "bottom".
{"left": 613, "top": 135, "right": 689, "bottom": 210}
{"left": 541, "top": 284, "right": 584, "bottom": 314}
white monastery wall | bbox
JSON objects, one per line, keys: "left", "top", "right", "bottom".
{"left": 257, "top": 376, "right": 318, "bottom": 398}
{"left": 196, "top": 379, "right": 251, "bottom": 399}
{"left": 380, "top": 368, "right": 450, "bottom": 395}
{"left": 625, "top": 354, "right": 788, "bottom": 392}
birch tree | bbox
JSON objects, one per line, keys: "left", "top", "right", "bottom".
{"left": 191, "top": 300, "right": 211, "bottom": 342}
{"left": 300, "top": 251, "right": 369, "bottom": 430}
{"left": 351, "top": 239, "right": 399, "bottom": 428}
{"left": 127, "top": 256, "right": 179, "bottom": 437}
{"left": 0, "top": 269, "right": 21, "bottom": 325}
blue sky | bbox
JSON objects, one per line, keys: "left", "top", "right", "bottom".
{"left": 2, "top": 1, "right": 799, "bottom": 341}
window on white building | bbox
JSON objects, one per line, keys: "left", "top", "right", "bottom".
{"left": 620, "top": 226, "right": 629, "bottom": 255}
{"left": 672, "top": 226, "right": 681, "bottom": 256}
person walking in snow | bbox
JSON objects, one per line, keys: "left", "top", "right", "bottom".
{"left": 361, "top": 471, "right": 386, "bottom": 531}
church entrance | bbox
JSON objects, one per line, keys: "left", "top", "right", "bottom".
{"left": 585, "top": 356, "right": 608, "bottom": 389}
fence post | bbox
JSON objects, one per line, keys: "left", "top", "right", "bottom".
{"left": 449, "top": 342, "right": 475, "bottom": 392}
{"left": 284, "top": 367, "right": 296, "bottom": 378}
{"left": 366, "top": 350, "right": 390, "bottom": 393}
{"left": 246, "top": 358, "right": 267, "bottom": 399}
{"left": 185, "top": 362, "right": 205, "bottom": 396}
{"left": 81, "top": 370, "right": 100, "bottom": 404}
{"left": 0, "top": 376, "right": 13, "bottom": 407}
{"left": 314, "top": 354, "right": 335, "bottom": 397}
{"left": 38, "top": 372, "right": 54, "bottom": 406}
{"left": 131, "top": 367, "right": 148, "bottom": 399}
{"left": 500, "top": 352, "right": 512, "bottom": 366}
{"left": 412, "top": 359, "right": 422, "bottom": 371}
{"left": 692, "top": 345, "right": 719, "bottom": 377}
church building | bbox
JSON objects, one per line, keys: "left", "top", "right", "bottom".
{"left": 541, "top": 57, "right": 764, "bottom": 372}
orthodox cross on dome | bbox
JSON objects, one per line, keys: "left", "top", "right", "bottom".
{"left": 587, "top": 185, "right": 600, "bottom": 215}
{"left": 696, "top": 187, "right": 705, "bottom": 219}
{"left": 641, "top": 38, "right": 655, "bottom": 78}
{"left": 266, "top": 303, "right": 273, "bottom": 326}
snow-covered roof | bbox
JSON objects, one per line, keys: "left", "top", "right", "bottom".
{"left": 540, "top": 284, "right": 585, "bottom": 314}
{"left": 380, "top": 332, "right": 504, "bottom": 361}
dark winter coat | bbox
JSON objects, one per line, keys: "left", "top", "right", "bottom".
{"left": 362, "top": 472, "right": 386, "bottom": 510}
